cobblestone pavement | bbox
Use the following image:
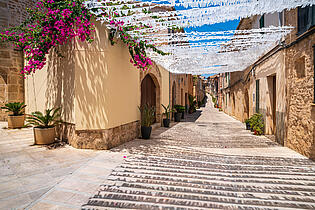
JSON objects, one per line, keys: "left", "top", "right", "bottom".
{"left": 83, "top": 100, "right": 315, "bottom": 210}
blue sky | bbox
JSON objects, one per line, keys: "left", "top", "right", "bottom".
{"left": 141, "top": 0, "right": 240, "bottom": 78}
{"left": 188, "top": 20, "right": 240, "bottom": 78}
{"left": 175, "top": 3, "right": 240, "bottom": 77}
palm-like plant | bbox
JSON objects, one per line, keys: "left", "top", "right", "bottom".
{"left": 26, "top": 108, "right": 61, "bottom": 128}
{"left": 162, "top": 104, "right": 172, "bottom": 119}
{"left": 1, "top": 102, "right": 26, "bottom": 116}
{"left": 138, "top": 104, "right": 155, "bottom": 127}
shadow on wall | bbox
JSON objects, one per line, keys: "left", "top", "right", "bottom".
{"left": 46, "top": 44, "right": 75, "bottom": 123}
{"left": 74, "top": 21, "right": 140, "bottom": 130}
{"left": 75, "top": 45, "right": 110, "bottom": 130}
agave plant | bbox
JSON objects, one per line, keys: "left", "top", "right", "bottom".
{"left": 162, "top": 104, "right": 172, "bottom": 119}
{"left": 1, "top": 102, "right": 26, "bottom": 116}
{"left": 26, "top": 108, "right": 61, "bottom": 128}
{"left": 138, "top": 104, "right": 155, "bottom": 127}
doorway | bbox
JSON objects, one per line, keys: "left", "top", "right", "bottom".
{"left": 267, "top": 75, "right": 276, "bottom": 134}
{"left": 244, "top": 89, "right": 250, "bottom": 120}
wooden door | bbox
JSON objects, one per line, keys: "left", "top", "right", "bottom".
{"left": 141, "top": 74, "right": 156, "bottom": 110}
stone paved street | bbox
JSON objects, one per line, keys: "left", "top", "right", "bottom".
{"left": 0, "top": 125, "right": 124, "bottom": 209}
{"left": 1, "top": 99, "right": 315, "bottom": 209}
{"left": 83, "top": 99, "right": 315, "bottom": 209}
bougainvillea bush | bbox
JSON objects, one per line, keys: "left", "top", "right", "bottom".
{"left": 0, "top": 0, "right": 167, "bottom": 75}
{"left": 0, "top": 0, "right": 94, "bottom": 75}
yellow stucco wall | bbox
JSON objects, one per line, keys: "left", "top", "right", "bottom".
{"left": 159, "top": 65, "right": 170, "bottom": 109}
{"left": 25, "top": 20, "right": 171, "bottom": 131}
{"left": 74, "top": 21, "right": 140, "bottom": 130}
{"left": 25, "top": 43, "right": 76, "bottom": 124}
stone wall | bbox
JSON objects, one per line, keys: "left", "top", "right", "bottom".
{"left": 0, "top": 0, "right": 36, "bottom": 120}
{"left": 57, "top": 121, "right": 140, "bottom": 150}
{"left": 285, "top": 34, "right": 315, "bottom": 159}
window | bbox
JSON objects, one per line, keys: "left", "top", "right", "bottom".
{"left": 256, "top": 80, "right": 260, "bottom": 113}
{"left": 295, "top": 56, "right": 306, "bottom": 78}
{"left": 259, "top": 15, "right": 265, "bottom": 28}
{"left": 298, "top": 5, "right": 315, "bottom": 34}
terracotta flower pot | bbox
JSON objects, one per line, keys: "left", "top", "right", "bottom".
{"left": 34, "top": 127, "right": 55, "bottom": 145}
{"left": 8, "top": 115, "right": 24, "bottom": 129}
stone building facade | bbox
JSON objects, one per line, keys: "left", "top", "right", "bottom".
{"left": 0, "top": 0, "right": 36, "bottom": 120}
{"left": 211, "top": 7, "right": 315, "bottom": 159}
{"left": 170, "top": 73, "right": 193, "bottom": 110}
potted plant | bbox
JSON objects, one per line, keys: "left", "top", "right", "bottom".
{"left": 174, "top": 105, "right": 183, "bottom": 122}
{"left": 162, "top": 104, "right": 171, "bottom": 127}
{"left": 139, "top": 104, "right": 155, "bottom": 139}
{"left": 245, "top": 119, "right": 251, "bottom": 130}
{"left": 26, "top": 108, "right": 61, "bottom": 145}
{"left": 248, "top": 113, "right": 264, "bottom": 135}
{"left": 1, "top": 102, "right": 26, "bottom": 129}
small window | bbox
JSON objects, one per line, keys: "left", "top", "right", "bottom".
{"left": 295, "top": 56, "right": 306, "bottom": 78}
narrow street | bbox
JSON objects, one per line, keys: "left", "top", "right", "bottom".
{"left": 83, "top": 99, "right": 315, "bottom": 209}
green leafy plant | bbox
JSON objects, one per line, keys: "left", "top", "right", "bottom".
{"left": 1, "top": 102, "right": 26, "bottom": 116}
{"left": 174, "top": 105, "right": 185, "bottom": 113}
{"left": 26, "top": 108, "right": 61, "bottom": 128}
{"left": 248, "top": 113, "right": 264, "bottom": 135}
{"left": 162, "top": 104, "right": 172, "bottom": 119}
{"left": 138, "top": 104, "right": 155, "bottom": 127}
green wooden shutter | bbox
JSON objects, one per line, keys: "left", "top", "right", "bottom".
{"left": 256, "top": 80, "right": 260, "bottom": 113}
{"left": 260, "top": 15, "right": 265, "bottom": 28}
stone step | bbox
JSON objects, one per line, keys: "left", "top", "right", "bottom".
{"left": 124, "top": 158, "right": 315, "bottom": 174}
{"left": 120, "top": 161, "right": 315, "bottom": 177}
{"left": 97, "top": 185, "right": 315, "bottom": 208}
{"left": 82, "top": 199, "right": 216, "bottom": 210}
{"left": 108, "top": 174, "right": 315, "bottom": 193}
{"left": 150, "top": 147, "right": 313, "bottom": 164}
{"left": 117, "top": 181, "right": 315, "bottom": 198}
{"left": 109, "top": 171, "right": 315, "bottom": 189}
{"left": 115, "top": 166, "right": 315, "bottom": 184}
{"left": 128, "top": 155, "right": 315, "bottom": 168}
{"left": 117, "top": 165, "right": 315, "bottom": 181}
{"left": 88, "top": 191, "right": 314, "bottom": 209}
